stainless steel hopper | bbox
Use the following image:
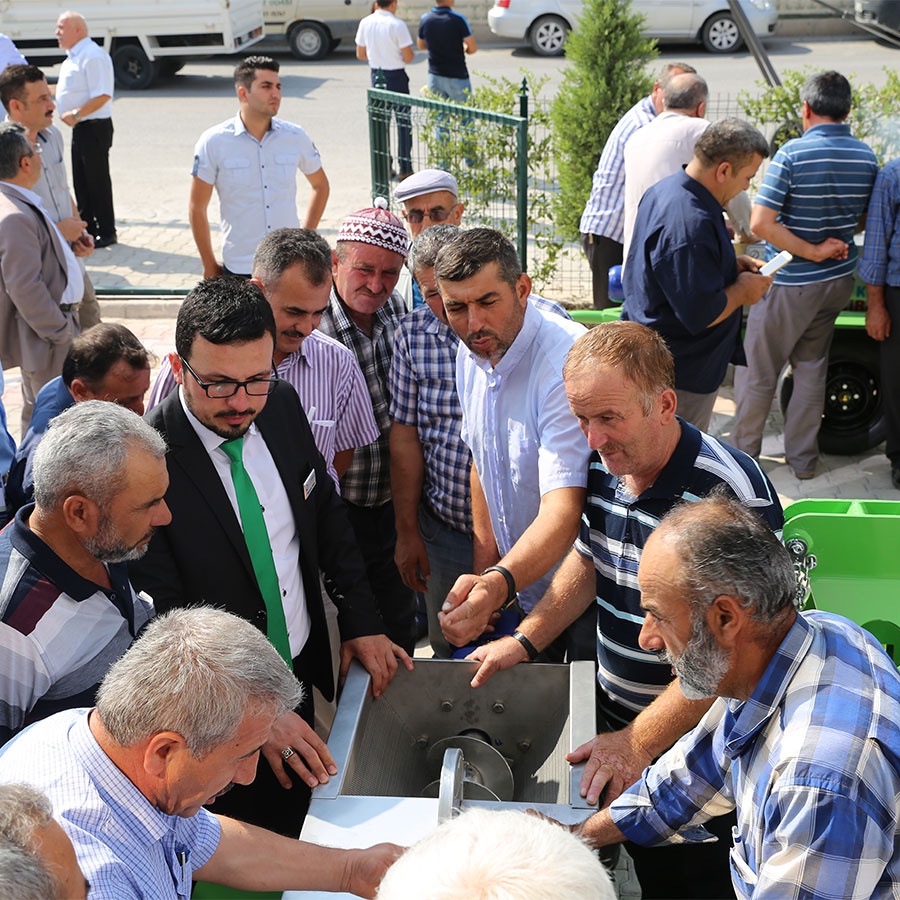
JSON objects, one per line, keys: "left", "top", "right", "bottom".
{"left": 286, "top": 658, "right": 598, "bottom": 900}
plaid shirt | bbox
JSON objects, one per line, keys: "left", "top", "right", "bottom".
{"left": 610, "top": 611, "right": 900, "bottom": 900}
{"left": 859, "top": 158, "right": 900, "bottom": 288}
{"left": 319, "top": 285, "right": 406, "bottom": 507}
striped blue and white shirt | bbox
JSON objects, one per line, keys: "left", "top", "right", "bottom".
{"left": 575, "top": 420, "right": 783, "bottom": 727}
{"left": 859, "top": 157, "right": 900, "bottom": 289}
{"left": 579, "top": 95, "right": 656, "bottom": 242}
{"left": 610, "top": 611, "right": 900, "bottom": 900}
{"left": 147, "top": 329, "right": 380, "bottom": 492}
{"left": 0, "top": 708, "right": 222, "bottom": 899}
{"left": 0, "top": 506, "right": 154, "bottom": 743}
{"left": 754, "top": 122, "right": 878, "bottom": 286}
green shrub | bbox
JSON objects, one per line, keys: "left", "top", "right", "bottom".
{"left": 551, "top": 0, "right": 657, "bottom": 241}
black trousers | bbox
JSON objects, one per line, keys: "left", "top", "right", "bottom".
{"left": 371, "top": 68, "right": 412, "bottom": 175}
{"left": 580, "top": 232, "right": 623, "bottom": 310}
{"left": 71, "top": 118, "right": 115, "bottom": 239}
{"left": 882, "top": 285, "right": 900, "bottom": 466}
{"left": 209, "top": 640, "right": 317, "bottom": 839}
{"left": 343, "top": 499, "right": 416, "bottom": 655}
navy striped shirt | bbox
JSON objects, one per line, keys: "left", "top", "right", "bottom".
{"left": 574, "top": 420, "right": 783, "bottom": 728}
{"left": 755, "top": 122, "right": 878, "bottom": 285}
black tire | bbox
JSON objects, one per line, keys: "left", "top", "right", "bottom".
{"left": 700, "top": 12, "right": 744, "bottom": 53}
{"left": 158, "top": 58, "right": 185, "bottom": 78}
{"left": 330, "top": 38, "right": 341, "bottom": 51}
{"left": 529, "top": 15, "right": 569, "bottom": 56}
{"left": 779, "top": 334, "right": 886, "bottom": 455}
{"left": 112, "top": 43, "right": 160, "bottom": 89}
{"left": 288, "top": 22, "right": 330, "bottom": 60}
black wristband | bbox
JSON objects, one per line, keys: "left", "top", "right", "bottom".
{"left": 512, "top": 630, "right": 539, "bottom": 662}
{"left": 481, "top": 565, "right": 517, "bottom": 610}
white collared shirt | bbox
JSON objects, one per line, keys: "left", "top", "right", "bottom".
{"left": 179, "top": 388, "right": 311, "bottom": 656}
{"left": 5, "top": 182, "right": 83, "bottom": 307}
{"left": 56, "top": 36, "right": 114, "bottom": 120}
{"left": 456, "top": 302, "right": 590, "bottom": 613}
{"left": 355, "top": 9, "right": 413, "bottom": 70}
{"left": 192, "top": 113, "right": 323, "bottom": 273}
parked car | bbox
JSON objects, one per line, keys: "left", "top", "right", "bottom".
{"left": 487, "top": 0, "right": 778, "bottom": 57}
{"left": 854, "top": 0, "right": 900, "bottom": 43}
{"left": 263, "top": 0, "right": 372, "bottom": 59}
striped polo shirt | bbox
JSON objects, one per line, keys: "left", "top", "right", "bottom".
{"left": 0, "top": 506, "right": 154, "bottom": 743}
{"left": 754, "top": 122, "right": 878, "bottom": 286}
{"left": 574, "top": 420, "right": 783, "bottom": 728}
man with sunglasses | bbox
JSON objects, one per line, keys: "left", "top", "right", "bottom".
{"left": 129, "top": 277, "right": 412, "bottom": 839}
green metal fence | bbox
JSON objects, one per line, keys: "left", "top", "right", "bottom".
{"left": 367, "top": 84, "right": 757, "bottom": 303}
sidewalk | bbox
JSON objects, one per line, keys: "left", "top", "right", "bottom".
{"left": 2, "top": 302, "right": 897, "bottom": 506}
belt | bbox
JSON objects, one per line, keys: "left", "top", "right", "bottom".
{"left": 60, "top": 302, "right": 81, "bottom": 312}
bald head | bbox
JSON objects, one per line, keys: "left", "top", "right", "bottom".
{"left": 664, "top": 73, "right": 708, "bottom": 114}
{"left": 56, "top": 12, "right": 87, "bottom": 50}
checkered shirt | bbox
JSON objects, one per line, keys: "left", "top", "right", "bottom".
{"left": 318, "top": 285, "right": 407, "bottom": 507}
{"left": 610, "top": 611, "right": 900, "bottom": 900}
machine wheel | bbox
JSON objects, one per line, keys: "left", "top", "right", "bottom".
{"left": 289, "top": 22, "right": 331, "bottom": 60}
{"left": 700, "top": 12, "right": 744, "bottom": 52}
{"left": 529, "top": 15, "right": 569, "bottom": 56}
{"left": 779, "top": 334, "right": 886, "bottom": 455}
{"left": 111, "top": 42, "right": 160, "bottom": 89}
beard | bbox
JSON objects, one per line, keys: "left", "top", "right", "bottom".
{"left": 662, "top": 612, "right": 730, "bottom": 701}
{"left": 83, "top": 512, "right": 153, "bottom": 563}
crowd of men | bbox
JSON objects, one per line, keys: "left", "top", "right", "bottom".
{"left": 0, "top": 31, "right": 897, "bottom": 900}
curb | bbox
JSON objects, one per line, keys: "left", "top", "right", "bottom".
{"left": 98, "top": 297, "right": 184, "bottom": 319}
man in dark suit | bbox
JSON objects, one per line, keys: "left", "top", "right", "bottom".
{"left": 129, "top": 277, "right": 412, "bottom": 838}
{"left": 0, "top": 121, "right": 82, "bottom": 431}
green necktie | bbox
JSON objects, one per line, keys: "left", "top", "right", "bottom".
{"left": 220, "top": 437, "right": 292, "bottom": 665}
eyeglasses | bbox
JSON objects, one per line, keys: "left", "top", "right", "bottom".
{"left": 179, "top": 356, "right": 278, "bottom": 398}
{"left": 402, "top": 205, "right": 457, "bottom": 225}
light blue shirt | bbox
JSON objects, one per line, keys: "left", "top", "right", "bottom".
{"left": 56, "top": 36, "right": 114, "bottom": 120}
{"left": 0, "top": 367, "right": 15, "bottom": 515}
{"left": 456, "top": 302, "right": 589, "bottom": 612}
{"left": 192, "top": 114, "right": 323, "bottom": 273}
{"left": 0, "top": 708, "right": 221, "bottom": 900}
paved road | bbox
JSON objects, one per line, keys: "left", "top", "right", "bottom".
{"left": 29, "top": 33, "right": 900, "bottom": 291}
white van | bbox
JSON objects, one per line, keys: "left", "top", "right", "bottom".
{"left": 0, "top": 0, "right": 265, "bottom": 88}
{"left": 263, "top": 0, "right": 372, "bottom": 60}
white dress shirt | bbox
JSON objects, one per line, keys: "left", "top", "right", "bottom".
{"left": 456, "top": 302, "right": 590, "bottom": 613}
{"left": 179, "top": 388, "right": 311, "bottom": 656}
{"left": 56, "top": 37, "right": 114, "bottom": 120}
{"left": 355, "top": 9, "right": 413, "bottom": 70}
{"left": 192, "top": 114, "right": 323, "bottom": 273}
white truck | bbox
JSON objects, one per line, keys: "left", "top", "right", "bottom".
{"left": 0, "top": 0, "right": 265, "bottom": 89}
{"left": 262, "top": 0, "right": 373, "bottom": 60}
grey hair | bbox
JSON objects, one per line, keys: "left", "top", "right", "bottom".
{"left": 693, "top": 117, "right": 768, "bottom": 170}
{"left": 0, "top": 784, "right": 52, "bottom": 851}
{"left": 0, "top": 839, "right": 57, "bottom": 900}
{"left": 406, "top": 223, "right": 460, "bottom": 277}
{"left": 96, "top": 607, "right": 304, "bottom": 759}
{"left": 252, "top": 227, "right": 332, "bottom": 289}
{"left": 801, "top": 70, "right": 851, "bottom": 122}
{"left": 655, "top": 491, "right": 795, "bottom": 627}
{"left": 32, "top": 400, "right": 166, "bottom": 512}
{"left": 664, "top": 73, "right": 708, "bottom": 111}
{"left": 657, "top": 61, "right": 696, "bottom": 89}
{"left": 0, "top": 121, "right": 33, "bottom": 180}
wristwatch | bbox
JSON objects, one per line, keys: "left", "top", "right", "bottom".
{"left": 71, "top": 110, "right": 80, "bottom": 122}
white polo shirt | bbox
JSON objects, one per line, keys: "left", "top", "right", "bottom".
{"left": 192, "top": 113, "right": 323, "bottom": 273}
{"left": 56, "top": 36, "right": 114, "bottom": 120}
{"left": 355, "top": 9, "right": 413, "bottom": 71}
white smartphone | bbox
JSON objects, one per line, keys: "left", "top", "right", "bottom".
{"left": 759, "top": 250, "right": 793, "bottom": 277}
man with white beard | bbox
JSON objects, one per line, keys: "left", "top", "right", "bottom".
{"left": 0, "top": 400, "right": 169, "bottom": 743}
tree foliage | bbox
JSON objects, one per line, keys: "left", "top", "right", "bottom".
{"left": 738, "top": 67, "right": 900, "bottom": 164}
{"left": 551, "top": 0, "right": 657, "bottom": 241}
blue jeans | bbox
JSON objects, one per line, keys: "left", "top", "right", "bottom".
{"left": 418, "top": 505, "right": 472, "bottom": 658}
{"left": 427, "top": 74, "right": 474, "bottom": 165}
{"left": 372, "top": 68, "right": 412, "bottom": 175}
